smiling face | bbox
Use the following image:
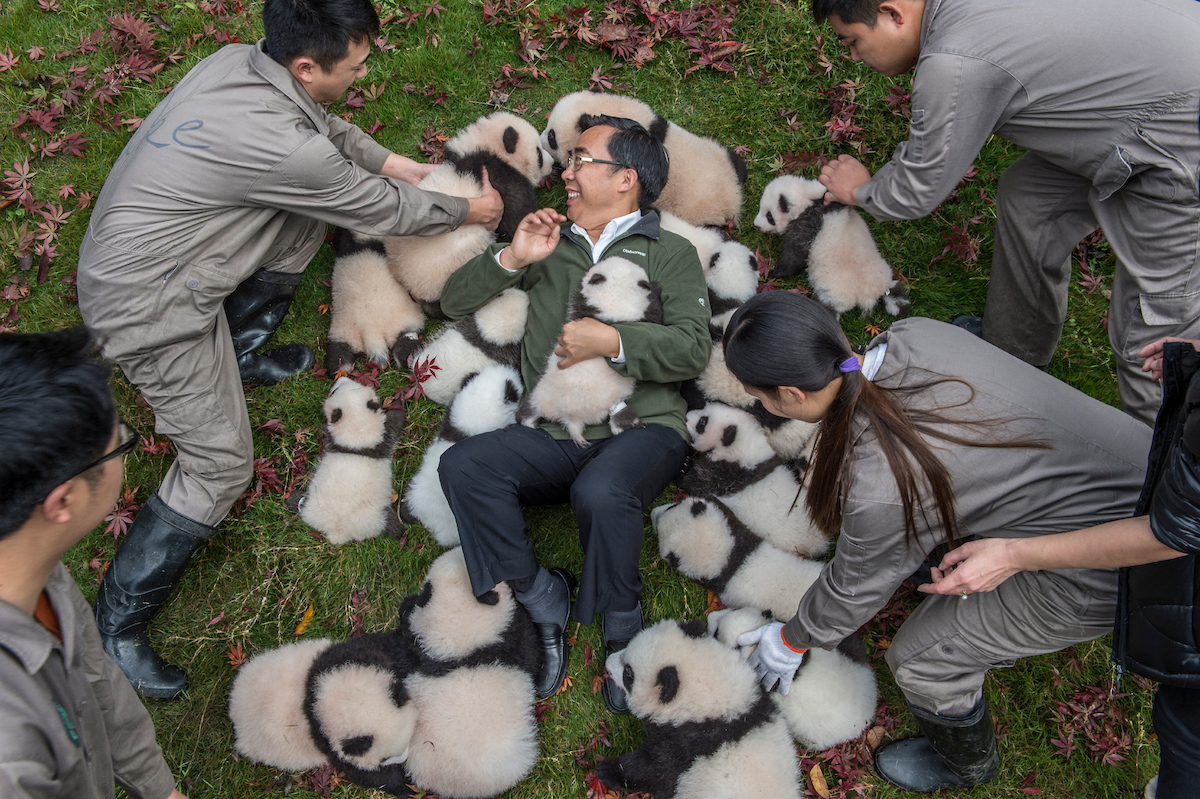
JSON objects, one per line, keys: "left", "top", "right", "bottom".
{"left": 829, "top": 1, "right": 923, "bottom": 78}
{"left": 561, "top": 125, "right": 640, "bottom": 236}
{"left": 294, "top": 37, "right": 371, "bottom": 103}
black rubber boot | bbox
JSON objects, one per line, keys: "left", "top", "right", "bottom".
{"left": 94, "top": 493, "right": 212, "bottom": 700}
{"left": 874, "top": 700, "right": 1000, "bottom": 792}
{"left": 224, "top": 268, "right": 314, "bottom": 385}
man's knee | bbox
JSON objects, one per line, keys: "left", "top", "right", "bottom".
{"left": 571, "top": 474, "right": 638, "bottom": 516}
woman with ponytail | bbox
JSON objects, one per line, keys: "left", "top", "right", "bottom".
{"left": 722, "top": 292, "right": 1151, "bottom": 793}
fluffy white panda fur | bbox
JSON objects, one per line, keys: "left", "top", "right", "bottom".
{"left": 385, "top": 113, "right": 553, "bottom": 311}
{"left": 706, "top": 239, "right": 759, "bottom": 332}
{"left": 707, "top": 607, "right": 879, "bottom": 751}
{"left": 540, "top": 91, "right": 747, "bottom": 227}
{"left": 412, "top": 288, "right": 528, "bottom": 406}
{"left": 755, "top": 175, "right": 910, "bottom": 318}
{"left": 228, "top": 638, "right": 334, "bottom": 772}
{"left": 682, "top": 404, "right": 828, "bottom": 557}
{"left": 400, "top": 365, "right": 523, "bottom": 546}
{"left": 285, "top": 378, "right": 406, "bottom": 544}
{"left": 653, "top": 496, "right": 823, "bottom": 622}
{"left": 325, "top": 228, "right": 427, "bottom": 374}
{"left": 516, "top": 257, "right": 663, "bottom": 446}
{"left": 597, "top": 619, "right": 802, "bottom": 799}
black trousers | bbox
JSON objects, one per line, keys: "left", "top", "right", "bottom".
{"left": 1153, "top": 683, "right": 1200, "bottom": 798}
{"left": 439, "top": 424, "right": 688, "bottom": 623}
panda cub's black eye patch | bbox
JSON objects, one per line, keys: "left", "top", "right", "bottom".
{"left": 656, "top": 665, "right": 679, "bottom": 704}
{"left": 367, "top": 400, "right": 380, "bottom": 411}
{"left": 721, "top": 425, "right": 737, "bottom": 448}
{"left": 623, "top": 663, "right": 635, "bottom": 692}
{"left": 695, "top": 415, "right": 708, "bottom": 433}
{"left": 503, "top": 126, "right": 519, "bottom": 155}
{"left": 547, "top": 130, "right": 557, "bottom": 150}
{"left": 330, "top": 408, "right": 343, "bottom": 424}
{"left": 766, "top": 211, "right": 775, "bottom": 227}
{"left": 589, "top": 273, "right": 607, "bottom": 285}
{"left": 340, "top": 735, "right": 374, "bottom": 757}
{"left": 779, "top": 195, "right": 790, "bottom": 214}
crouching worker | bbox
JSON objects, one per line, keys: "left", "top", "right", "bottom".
{"left": 0, "top": 328, "right": 189, "bottom": 799}
{"left": 436, "top": 116, "right": 711, "bottom": 714}
{"left": 723, "top": 291, "right": 1150, "bottom": 792}
{"left": 77, "top": 0, "right": 503, "bottom": 699}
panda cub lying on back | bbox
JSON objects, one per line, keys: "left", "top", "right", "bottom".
{"left": 516, "top": 257, "right": 663, "bottom": 446}
{"left": 598, "top": 619, "right": 802, "bottom": 799}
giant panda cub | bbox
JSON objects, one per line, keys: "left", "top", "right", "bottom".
{"left": 597, "top": 619, "right": 802, "bottom": 799}
{"left": 708, "top": 607, "right": 879, "bottom": 752}
{"left": 385, "top": 113, "right": 553, "bottom": 313}
{"left": 683, "top": 403, "right": 827, "bottom": 557}
{"left": 400, "top": 364, "right": 523, "bottom": 546}
{"left": 324, "top": 227, "right": 427, "bottom": 374}
{"left": 301, "top": 548, "right": 541, "bottom": 798}
{"left": 285, "top": 378, "right": 406, "bottom": 544}
{"left": 540, "top": 91, "right": 747, "bottom": 227}
{"left": 411, "top": 288, "right": 528, "bottom": 406}
{"left": 755, "top": 175, "right": 911, "bottom": 318}
{"left": 516, "top": 257, "right": 663, "bottom": 447}
{"left": 653, "top": 496, "right": 824, "bottom": 623}
{"left": 658, "top": 211, "right": 758, "bottom": 335}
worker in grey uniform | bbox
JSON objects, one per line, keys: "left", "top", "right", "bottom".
{"left": 77, "top": 0, "right": 503, "bottom": 700}
{"left": 814, "top": 0, "right": 1200, "bottom": 426}
{"left": 721, "top": 292, "right": 1150, "bottom": 792}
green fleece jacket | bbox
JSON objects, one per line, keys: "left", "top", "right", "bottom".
{"left": 440, "top": 210, "right": 711, "bottom": 442}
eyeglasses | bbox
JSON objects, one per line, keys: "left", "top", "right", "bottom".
{"left": 566, "top": 153, "right": 625, "bottom": 172}
{"left": 68, "top": 421, "right": 141, "bottom": 480}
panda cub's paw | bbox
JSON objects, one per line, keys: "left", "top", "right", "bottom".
{"left": 594, "top": 756, "right": 629, "bottom": 791}
{"left": 609, "top": 401, "right": 645, "bottom": 435}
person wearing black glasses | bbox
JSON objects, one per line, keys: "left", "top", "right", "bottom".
{"left": 436, "top": 114, "right": 711, "bottom": 714}
{"left": 0, "top": 327, "right": 189, "bottom": 799}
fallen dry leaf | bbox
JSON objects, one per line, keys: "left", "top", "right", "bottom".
{"left": 293, "top": 602, "right": 315, "bottom": 635}
{"left": 808, "top": 763, "right": 830, "bottom": 798}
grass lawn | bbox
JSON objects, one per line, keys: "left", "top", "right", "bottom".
{"left": 0, "top": 0, "right": 1151, "bottom": 796}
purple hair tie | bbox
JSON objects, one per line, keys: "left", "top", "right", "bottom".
{"left": 838, "top": 356, "right": 861, "bottom": 373}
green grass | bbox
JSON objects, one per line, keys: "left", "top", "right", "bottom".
{"left": 0, "top": 0, "right": 1141, "bottom": 795}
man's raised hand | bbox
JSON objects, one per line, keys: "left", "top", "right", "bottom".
{"left": 499, "top": 208, "right": 567, "bottom": 270}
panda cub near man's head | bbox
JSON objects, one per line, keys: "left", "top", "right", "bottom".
{"left": 286, "top": 378, "right": 407, "bottom": 544}
{"left": 596, "top": 619, "right": 802, "bottom": 799}
{"left": 399, "top": 365, "right": 523, "bottom": 546}
{"left": 517, "top": 257, "right": 663, "bottom": 446}
{"left": 446, "top": 111, "right": 554, "bottom": 242}
{"left": 410, "top": 288, "right": 529, "bottom": 407}
{"left": 755, "top": 175, "right": 911, "bottom": 318}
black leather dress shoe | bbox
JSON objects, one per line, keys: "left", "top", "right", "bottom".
{"left": 533, "top": 568, "right": 575, "bottom": 699}
{"left": 602, "top": 638, "right": 631, "bottom": 714}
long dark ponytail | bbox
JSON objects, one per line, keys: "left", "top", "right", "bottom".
{"left": 723, "top": 292, "right": 1041, "bottom": 547}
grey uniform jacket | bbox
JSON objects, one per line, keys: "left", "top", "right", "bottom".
{"left": 0, "top": 564, "right": 175, "bottom": 799}
{"left": 783, "top": 319, "right": 1152, "bottom": 649}
{"left": 857, "top": 0, "right": 1200, "bottom": 223}
{"left": 77, "top": 40, "right": 469, "bottom": 358}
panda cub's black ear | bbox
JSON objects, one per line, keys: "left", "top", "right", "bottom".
{"left": 414, "top": 581, "right": 434, "bottom": 608}
{"left": 476, "top": 589, "right": 500, "bottom": 606}
{"left": 330, "top": 408, "right": 343, "bottom": 424}
{"left": 503, "top": 126, "right": 519, "bottom": 155}
{"left": 656, "top": 665, "right": 680, "bottom": 704}
{"left": 340, "top": 734, "right": 374, "bottom": 757}
{"left": 367, "top": 400, "right": 380, "bottom": 411}
{"left": 678, "top": 619, "right": 707, "bottom": 639}
{"left": 721, "top": 424, "right": 737, "bottom": 448}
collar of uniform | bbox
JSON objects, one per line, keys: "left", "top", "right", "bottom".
{"left": 247, "top": 39, "right": 330, "bottom": 137}
{"left": 0, "top": 565, "right": 75, "bottom": 675}
{"left": 561, "top": 208, "right": 662, "bottom": 253}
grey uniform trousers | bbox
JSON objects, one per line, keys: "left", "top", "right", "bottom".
{"left": 884, "top": 563, "right": 1117, "bottom": 718}
{"left": 80, "top": 214, "right": 324, "bottom": 528}
{"left": 982, "top": 150, "right": 1200, "bottom": 425}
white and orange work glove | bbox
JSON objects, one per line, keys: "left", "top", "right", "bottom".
{"left": 737, "top": 621, "right": 808, "bottom": 695}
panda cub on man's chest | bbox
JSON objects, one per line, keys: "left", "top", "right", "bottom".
{"left": 516, "top": 257, "right": 663, "bottom": 447}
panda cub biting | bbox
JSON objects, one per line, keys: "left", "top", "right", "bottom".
{"left": 516, "top": 257, "right": 663, "bottom": 447}
{"left": 286, "top": 378, "right": 406, "bottom": 545}
{"left": 597, "top": 619, "right": 802, "bottom": 799}
{"left": 400, "top": 364, "right": 523, "bottom": 547}
{"left": 755, "top": 175, "right": 910, "bottom": 318}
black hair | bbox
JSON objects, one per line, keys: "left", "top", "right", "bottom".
{"left": 578, "top": 114, "right": 669, "bottom": 209}
{"left": 723, "top": 292, "right": 1046, "bottom": 547}
{"left": 812, "top": 0, "right": 882, "bottom": 26}
{"left": 0, "top": 327, "right": 116, "bottom": 540}
{"left": 263, "top": 0, "right": 380, "bottom": 72}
